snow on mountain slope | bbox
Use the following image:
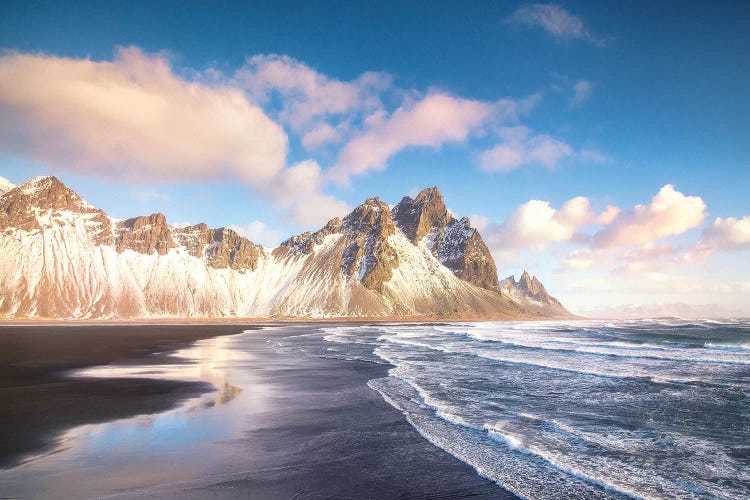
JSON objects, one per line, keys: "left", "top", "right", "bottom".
{"left": 0, "top": 176, "right": 571, "bottom": 319}
{"left": 0, "top": 176, "right": 14, "bottom": 195}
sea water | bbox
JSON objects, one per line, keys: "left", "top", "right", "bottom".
{"left": 275, "top": 319, "right": 750, "bottom": 499}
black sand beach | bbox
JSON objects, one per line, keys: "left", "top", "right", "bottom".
{"left": 0, "top": 324, "right": 512, "bottom": 499}
{"left": 0, "top": 323, "right": 257, "bottom": 468}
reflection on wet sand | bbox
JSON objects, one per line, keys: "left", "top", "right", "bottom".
{"left": 73, "top": 334, "right": 245, "bottom": 408}
{"left": 0, "top": 332, "right": 256, "bottom": 498}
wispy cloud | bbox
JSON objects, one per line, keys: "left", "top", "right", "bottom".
{"left": 479, "top": 126, "right": 573, "bottom": 172}
{"left": 235, "top": 54, "right": 390, "bottom": 135}
{"left": 571, "top": 79, "right": 593, "bottom": 105}
{"left": 328, "top": 93, "right": 494, "bottom": 185}
{"left": 507, "top": 3, "right": 606, "bottom": 46}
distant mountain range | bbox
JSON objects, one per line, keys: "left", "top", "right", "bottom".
{"left": 586, "top": 303, "right": 747, "bottom": 320}
{"left": 0, "top": 176, "right": 572, "bottom": 319}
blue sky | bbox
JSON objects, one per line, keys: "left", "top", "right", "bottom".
{"left": 0, "top": 1, "right": 748, "bottom": 313}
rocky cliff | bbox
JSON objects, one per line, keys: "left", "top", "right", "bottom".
{"left": 393, "top": 187, "right": 500, "bottom": 292}
{"left": 0, "top": 176, "right": 572, "bottom": 319}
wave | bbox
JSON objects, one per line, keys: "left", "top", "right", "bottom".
{"left": 428, "top": 328, "right": 750, "bottom": 366}
{"left": 367, "top": 376, "right": 627, "bottom": 499}
{"left": 317, "top": 322, "right": 750, "bottom": 499}
{"left": 377, "top": 334, "right": 743, "bottom": 386}
{"left": 704, "top": 342, "right": 750, "bottom": 351}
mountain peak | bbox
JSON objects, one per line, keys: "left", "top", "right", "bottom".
{"left": 10, "top": 175, "right": 95, "bottom": 210}
{"left": 343, "top": 197, "right": 394, "bottom": 234}
{"left": 0, "top": 174, "right": 105, "bottom": 235}
{"left": 414, "top": 186, "right": 443, "bottom": 204}
{"left": 393, "top": 187, "right": 450, "bottom": 243}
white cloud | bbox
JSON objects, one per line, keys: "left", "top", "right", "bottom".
{"left": 578, "top": 148, "right": 612, "bottom": 164}
{"left": 330, "top": 93, "right": 493, "bottom": 185}
{"left": 130, "top": 188, "right": 170, "bottom": 202}
{"left": 507, "top": 3, "right": 605, "bottom": 46}
{"left": 561, "top": 249, "right": 595, "bottom": 271}
{"left": 571, "top": 79, "right": 593, "bottom": 105}
{"left": 235, "top": 54, "right": 390, "bottom": 132}
{"left": 597, "top": 205, "right": 620, "bottom": 224}
{"left": 687, "top": 215, "right": 750, "bottom": 260}
{"left": 483, "top": 195, "right": 605, "bottom": 251}
{"left": 470, "top": 214, "right": 489, "bottom": 232}
{"left": 301, "top": 123, "right": 345, "bottom": 149}
{"left": 0, "top": 47, "right": 356, "bottom": 228}
{"left": 479, "top": 126, "right": 573, "bottom": 172}
{"left": 0, "top": 47, "right": 288, "bottom": 185}
{"left": 593, "top": 184, "right": 706, "bottom": 248}
{"left": 228, "top": 220, "right": 283, "bottom": 248}
{"left": 703, "top": 216, "right": 750, "bottom": 250}
{"left": 265, "top": 160, "right": 350, "bottom": 227}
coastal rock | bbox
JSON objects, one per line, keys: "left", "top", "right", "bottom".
{"left": 172, "top": 223, "right": 213, "bottom": 257}
{"left": 392, "top": 187, "right": 452, "bottom": 243}
{"left": 173, "top": 223, "right": 262, "bottom": 271}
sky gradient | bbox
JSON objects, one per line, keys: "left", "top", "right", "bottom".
{"left": 1, "top": 1, "right": 748, "bottom": 314}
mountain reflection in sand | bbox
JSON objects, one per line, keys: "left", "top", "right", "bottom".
{"left": 0, "top": 331, "right": 258, "bottom": 498}
{"left": 72, "top": 334, "right": 245, "bottom": 409}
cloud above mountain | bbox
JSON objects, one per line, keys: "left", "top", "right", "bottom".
{"left": 592, "top": 184, "right": 706, "bottom": 248}
{"left": 0, "top": 47, "right": 596, "bottom": 228}
{"left": 0, "top": 47, "right": 288, "bottom": 185}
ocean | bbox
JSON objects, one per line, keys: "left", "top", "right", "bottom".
{"left": 276, "top": 319, "right": 750, "bottom": 499}
{"left": 2, "top": 320, "right": 747, "bottom": 499}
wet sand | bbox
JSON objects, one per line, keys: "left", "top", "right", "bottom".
{"left": 0, "top": 324, "right": 257, "bottom": 468}
{"left": 0, "top": 324, "right": 512, "bottom": 498}
{"left": 106, "top": 327, "right": 512, "bottom": 499}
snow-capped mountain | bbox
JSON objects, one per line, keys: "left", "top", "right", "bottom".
{"left": 0, "top": 176, "right": 572, "bottom": 319}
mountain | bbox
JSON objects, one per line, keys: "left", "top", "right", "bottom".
{"left": 0, "top": 177, "right": 573, "bottom": 319}
{"left": 500, "top": 272, "right": 571, "bottom": 318}
{"left": 585, "top": 303, "right": 747, "bottom": 320}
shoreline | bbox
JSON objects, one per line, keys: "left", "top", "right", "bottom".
{"left": 0, "top": 313, "right": 582, "bottom": 325}
{"left": 0, "top": 323, "right": 514, "bottom": 498}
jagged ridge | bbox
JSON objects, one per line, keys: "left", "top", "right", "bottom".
{"left": 0, "top": 176, "right": 572, "bottom": 319}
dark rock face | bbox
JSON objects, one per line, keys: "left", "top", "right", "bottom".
{"left": 172, "top": 223, "right": 213, "bottom": 257}
{"left": 434, "top": 218, "right": 500, "bottom": 292}
{"left": 340, "top": 198, "right": 399, "bottom": 292}
{"left": 518, "top": 270, "right": 552, "bottom": 300}
{"left": 393, "top": 187, "right": 500, "bottom": 292}
{"left": 115, "top": 213, "right": 176, "bottom": 256}
{"left": 173, "top": 224, "right": 261, "bottom": 271}
{"left": 0, "top": 176, "right": 112, "bottom": 244}
{"left": 276, "top": 217, "right": 342, "bottom": 256}
{"left": 392, "top": 187, "right": 452, "bottom": 243}
{"left": 205, "top": 227, "right": 262, "bottom": 271}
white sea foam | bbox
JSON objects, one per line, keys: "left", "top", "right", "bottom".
{"left": 321, "top": 320, "right": 750, "bottom": 499}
